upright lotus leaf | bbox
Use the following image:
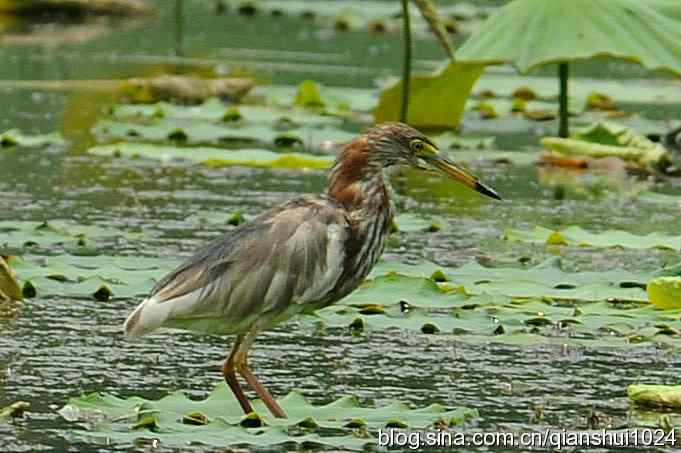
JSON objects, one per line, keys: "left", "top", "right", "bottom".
{"left": 457, "top": 0, "right": 681, "bottom": 75}
{"left": 457, "top": 0, "right": 681, "bottom": 136}
{"left": 647, "top": 277, "right": 681, "bottom": 310}
{"left": 374, "top": 61, "right": 485, "bottom": 129}
{"left": 293, "top": 80, "right": 325, "bottom": 108}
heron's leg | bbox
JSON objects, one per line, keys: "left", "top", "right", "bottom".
{"left": 222, "top": 334, "right": 254, "bottom": 415}
{"left": 233, "top": 331, "right": 287, "bottom": 419}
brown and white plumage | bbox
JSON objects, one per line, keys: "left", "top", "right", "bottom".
{"left": 123, "top": 122, "right": 500, "bottom": 419}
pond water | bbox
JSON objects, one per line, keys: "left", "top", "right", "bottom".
{"left": 2, "top": 0, "right": 681, "bottom": 451}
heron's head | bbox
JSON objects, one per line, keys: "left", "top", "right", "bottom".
{"left": 365, "top": 122, "right": 501, "bottom": 200}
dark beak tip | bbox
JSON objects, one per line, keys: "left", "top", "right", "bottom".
{"left": 475, "top": 181, "right": 502, "bottom": 201}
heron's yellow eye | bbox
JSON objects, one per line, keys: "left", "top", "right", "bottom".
{"left": 409, "top": 139, "right": 437, "bottom": 155}
{"left": 410, "top": 140, "right": 425, "bottom": 153}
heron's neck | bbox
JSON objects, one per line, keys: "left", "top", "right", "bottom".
{"left": 327, "top": 138, "right": 391, "bottom": 214}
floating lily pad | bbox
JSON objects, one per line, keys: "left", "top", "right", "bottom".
{"left": 0, "top": 129, "right": 66, "bottom": 148}
{"left": 472, "top": 74, "right": 681, "bottom": 107}
{"left": 504, "top": 226, "right": 681, "bottom": 250}
{"left": 110, "top": 98, "right": 341, "bottom": 127}
{"left": 628, "top": 384, "right": 681, "bottom": 409}
{"left": 392, "top": 214, "right": 444, "bottom": 233}
{"left": 0, "top": 220, "right": 138, "bottom": 254}
{"left": 89, "top": 143, "right": 335, "bottom": 169}
{"left": 60, "top": 382, "right": 477, "bottom": 448}
{"left": 253, "top": 84, "right": 378, "bottom": 114}
{"left": 11, "top": 254, "right": 179, "bottom": 299}
{"left": 432, "top": 133, "right": 496, "bottom": 150}
{"left": 637, "top": 192, "right": 681, "bottom": 206}
{"left": 313, "top": 292, "right": 681, "bottom": 347}
{"left": 224, "top": 0, "right": 482, "bottom": 35}
{"left": 92, "top": 119, "right": 354, "bottom": 150}
{"left": 371, "top": 257, "right": 651, "bottom": 302}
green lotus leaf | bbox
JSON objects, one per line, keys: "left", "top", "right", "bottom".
{"left": 637, "top": 192, "right": 681, "bottom": 206}
{"left": 628, "top": 384, "right": 681, "bottom": 409}
{"left": 92, "top": 119, "right": 354, "bottom": 150}
{"left": 541, "top": 122, "right": 669, "bottom": 169}
{"left": 11, "top": 254, "right": 179, "bottom": 299}
{"left": 647, "top": 277, "right": 681, "bottom": 310}
{"left": 374, "top": 61, "right": 486, "bottom": 129}
{"left": 110, "top": 98, "right": 342, "bottom": 127}
{"left": 432, "top": 133, "right": 496, "bottom": 150}
{"left": 371, "top": 257, "right": 650, "bottom": 302}
{"left": 89, "top": 143, "right": 334, "bottom": 169}
{"left": 313, "top": 293, "right": 681, "bottom": 347}
{"left": 0, "top": 220, "right": 140, "bottom": 254}
{"left": 504, "top": 226, "right": 681, "bottom": 250}
{"left": 471, "top": 74, "right": 681, "bottom": 108}
{"left": 294, "top": 80, "right": 325, "bottom": 108}
{"left": 0, "top": 129, "right": 66, "bottom": 148}
{"left": 253, "top": 84, "right": 377, "bottom": 114}
{"left": 457, "top": 0, "right": 681, "bottom": 76}
{"left": 225, "top": 0, "right": 480, "bottom": 35}
{"left": 59, "top": 383, "right": 477, "bottom": 448}
{"left": 392, "top": 213, "right": 444, "bottom": 233}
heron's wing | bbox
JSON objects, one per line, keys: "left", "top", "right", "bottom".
{"left": 124, "top": 196, "right": 350, "bottom": 338}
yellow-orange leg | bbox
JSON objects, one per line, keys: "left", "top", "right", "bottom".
{"left": 225, "top": 329, "right": 286, "bottom": 418}
{"left": 222, "top": 334, "right": 254, "bottom": 415}
{"left": 238, "top": 364, "right": 286, "bottom": 419}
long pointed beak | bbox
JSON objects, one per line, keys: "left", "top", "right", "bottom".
{"left": 428, "top": 154, "right": 501, "bottom": 200}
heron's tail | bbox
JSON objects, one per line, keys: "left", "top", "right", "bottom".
{"left": 123, "top": 296, "right": 173, "bottom": 340}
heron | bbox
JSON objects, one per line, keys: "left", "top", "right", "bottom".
{"left": 123, "top": 122, "right": 500, "bottom": 419}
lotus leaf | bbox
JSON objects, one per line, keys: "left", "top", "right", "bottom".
{"left": 0, "top": 129, "right": 66, "bottom": 148}
{"left": 371, "top": 257, "right": 650, "bottom": 302}
{"left": 374, "top": 61, "right": 485, "bottom": 129}
{"left": 11, "top": 255, "right": 179, "bottom": 299}
{"left": 0, "top": 220, "right": 138, "bottom": 253}
{"left": 647, "top": 277, "right": 681, "bottom": 310}
{"left": 541, "top": 122, "right": 669, "bottom": 170}
{"left": 457, "top": 0, "right": 681, "bottom": 76}
{"left": 92, "top": 119, "right": 354, "bottom": 150}
{"left": 60, "top": 383, "right": 477, "bottom": 448}
{"left": 89, "top": 143, "right": 334, "bottom": 169}
{"left": 628, "top": 384, "right": 681, "bottom": 409}
{"left": 504, "top": 226, "right": 681, "bottom": 251}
